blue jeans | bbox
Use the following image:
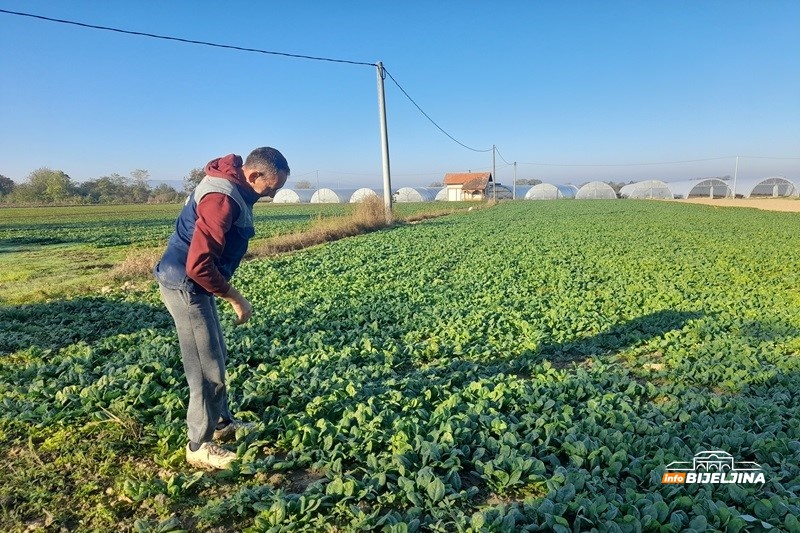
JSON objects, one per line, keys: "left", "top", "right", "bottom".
{"left": 159, "top": 284, "right": 233, "bottom": 444}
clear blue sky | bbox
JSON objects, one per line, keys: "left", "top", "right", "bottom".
{"left": 1, "top": 1, "right": 798, "bottom": 188}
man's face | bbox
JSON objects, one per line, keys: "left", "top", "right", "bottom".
{"left": 251, "top": 169, "right": 288, "bottom": 198}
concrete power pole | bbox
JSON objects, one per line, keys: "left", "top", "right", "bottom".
{"left": 492, "top": 144, "right": 496, "bottom": 202}
{"left": 513, "top": 161, "right": 517, "bottom": 199}
{"left": 376, "top": 62, "right": 393, "bottom": 224}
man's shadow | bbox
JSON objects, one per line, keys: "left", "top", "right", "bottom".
{"left": 535, "top": 309, "right": 705, "bottom": 367}
{"left": 394, "top": 309, "right": 706, "bottom": 382}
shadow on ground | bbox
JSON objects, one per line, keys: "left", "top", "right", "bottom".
{"left": 0, "top": 296, "right": 172, "bottom": 355}
{"left": 412, "top": 309, "right": 706, "bottom": 380}
{"left": 536, "top": 309, "right": 705, "bottom": 367}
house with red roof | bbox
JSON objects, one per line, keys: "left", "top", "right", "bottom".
{"left": 443, "top": 172, "right": 493, "bottom": 201}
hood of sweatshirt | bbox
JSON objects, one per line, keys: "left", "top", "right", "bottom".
{"left": 204, "top": 154, "right": 261, "bottom": 204}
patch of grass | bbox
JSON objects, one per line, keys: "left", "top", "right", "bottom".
{"left": 0, "top": 244, "right": 130, "bottom": 305}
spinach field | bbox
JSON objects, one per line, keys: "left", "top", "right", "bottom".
{"left": 0, "top": 203, "right": 337, "bottom": 305}
{"left": 0, "top": 202, "right": 453, "bottom": 305}
{"left": 1, "top": 201, "right": 799, "bottom": 531}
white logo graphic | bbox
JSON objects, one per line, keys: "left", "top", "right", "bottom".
{"left": 662, "top": 450, "right": 766, "bottom": 484}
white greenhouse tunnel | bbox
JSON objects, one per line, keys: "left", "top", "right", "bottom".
{"left": 732, "top": 176, "right": 797, "bottom": 198}
{"left": 393, "top": 187, "right": 440, "bottom": 202}
{"left": 576, "top": 181, "right": 617, "bottom": 199}
{"left": 619, "top": 180, "right": 673, "bottom": 200}
{"left": 669, "top": 179, "right": 731, "bottom": 199}
{"left": 349, "top": 188, "right": 381, "bottom": 203}
{"left": 272, "top": 189, "right": 315, "bottom": 204}
{"left": 311, "top": 188, "right": 359, "bottom": 203}
{"left": 524, "top": 183, "right": 578, "bottom": 200}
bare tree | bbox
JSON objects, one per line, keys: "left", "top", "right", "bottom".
{"left": 295, "top": 180, "right": 314, "bottom": 189}
{"left": 129, "top": 169, "right": 151, "bottom": 203}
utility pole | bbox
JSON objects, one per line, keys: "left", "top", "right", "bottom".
{"left": 513, "top": 161, "right": 517, "bottom": 199}
{"left": 732, "top": 155, "right": 739, "bottom": 198}
{"left": 376, "top": 61, "right": 393, "bottom": 223}
{"left": 492, "top": 144, "right": 496, "bottom": 202}
{"left": 316, "top": 170, "right": 319, "bottom": 191}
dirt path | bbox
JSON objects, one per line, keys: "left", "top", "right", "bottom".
{"left": 671, "top": 197, "right": 800, "bottom": 213}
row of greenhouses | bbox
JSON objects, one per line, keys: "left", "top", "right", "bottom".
{"left": 533, "top": 177, "right": 798, "bottom": 200}
{"left": 272, "top": 177, "right": 797, "bottom": 203}
{"left": 274, "top": 186, "right": 517, "bottom": 204}
{"left": 618, "top": 176, "right": 797, "bottom": 199}
{"left": 272, "top": 187, "right": 445, "bottom": 204}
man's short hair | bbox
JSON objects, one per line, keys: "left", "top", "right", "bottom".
{"left": 245, "top": 147, "right": 290, "bottom": 176}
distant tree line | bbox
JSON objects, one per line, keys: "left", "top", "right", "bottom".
{"left": 0, "top": 168, "right": 205, "bottom": 205}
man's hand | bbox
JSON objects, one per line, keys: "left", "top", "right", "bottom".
{"left": 221, "top": 286, "right": 252, "bottom": 325}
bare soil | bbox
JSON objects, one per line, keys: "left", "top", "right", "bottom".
{"left": 670, "top": 197, "right": 800, "bottom": 213}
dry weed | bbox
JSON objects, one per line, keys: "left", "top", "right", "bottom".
{"left": 249, "top": 196, "right": 388, "bottom": 257}
{"left": 110, "top": 248, "right": 162, "bottom": 280}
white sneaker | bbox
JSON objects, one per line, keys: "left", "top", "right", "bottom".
{"left": 213, "top": 420, "right": 255, "bottom": 442}
{"left": 186, "top": 442, "right": 236, "bottom": 470}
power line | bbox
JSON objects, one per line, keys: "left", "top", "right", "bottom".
{"left": 2, "top": 9, "right": 499, "bottom": 156}
{"left": 738, "top": 155, "right": 800, "bottom": 160}
{"left": 381, "top": 67, "right": 493, "bottom": 153}
{"left": 12, "top": 9, "right": 780, "bottom": 172}
{"left": 494, "top": 146, "right": 512, "bottom": 166}
{"left": 517, "top": 156, "right": 736, "bottom": 167}
{"left": 0, "top": 9, "right": 376, "bottom": 67}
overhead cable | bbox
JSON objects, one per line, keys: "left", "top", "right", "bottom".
{"left": 494, "top": 146, "right": 512, "bottom": 166}
{"left": 2, "top": 9, "right": 498, "bottom": 156}
{"left": 0, "top": 9, "right": 376, "bottom": 67}
{"left": 517, "top": 156, "right": 736, "bottom": 167}
{"left": 737, "top": 155, "right": 800, "bottom": 160}
{"left": 381, "top": 68, "right": 493, "bottom": 153}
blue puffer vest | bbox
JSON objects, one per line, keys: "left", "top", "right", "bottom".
{"left": 154, "top": 176, "right": 256, "bottom": 294}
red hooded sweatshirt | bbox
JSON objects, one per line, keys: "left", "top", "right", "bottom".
{"left": 185, "top": 154, "right": 260, "bottom": 295}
